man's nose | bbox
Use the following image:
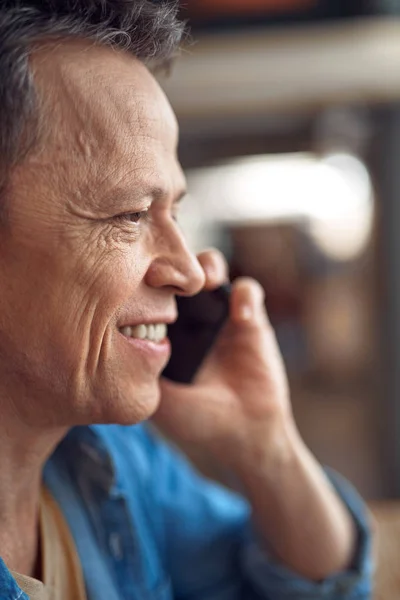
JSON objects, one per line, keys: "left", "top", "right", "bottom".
{"left": 145, "top": 226, "right": 206, "bottom": 296}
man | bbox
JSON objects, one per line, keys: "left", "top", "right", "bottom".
{"left": 0, "top": 1, "right": 371, "bottom": 599}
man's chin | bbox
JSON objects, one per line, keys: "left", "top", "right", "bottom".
{"left": 91, "top": 381, "right": 161, "bottom": 426}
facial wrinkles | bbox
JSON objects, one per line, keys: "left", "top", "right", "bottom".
{"left": 48, "top": 55, "right": 177, "bottom": 206}
{"left": 5, "top": 178, "right": 131, "bottom": 409}
{"left": 21, "top": 45, "right": 183, "bottom": 292}
{"left": 65, "top": 230, "right": 141, "bottom": 385}
{"left": 5, "top": 43, "right": 183, "bottom": 418}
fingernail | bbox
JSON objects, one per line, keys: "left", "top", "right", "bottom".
{"left": 238, "top": 304, "right": 253, "bottom": 322}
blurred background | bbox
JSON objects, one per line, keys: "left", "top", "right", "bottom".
{"left": 157, "top": 0, "right": 400, "bottom": 506}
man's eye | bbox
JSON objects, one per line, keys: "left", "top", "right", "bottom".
{"left": 116, "top": 210, "right": 149, "bottom": 225}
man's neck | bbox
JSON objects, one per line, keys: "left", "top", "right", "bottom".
{"left": 0, "top": 409, "right": 66, "bottom": 578}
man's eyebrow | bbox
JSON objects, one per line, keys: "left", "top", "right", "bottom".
{"left": 99, "top": 185, "right": 188, "bottom": 208}
{"left": 150, "top": 186, "right": 188, "bottom": 204}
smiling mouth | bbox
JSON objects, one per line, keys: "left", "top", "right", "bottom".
{"left": 119, "top": 323, "right": 168, "bottom": 344}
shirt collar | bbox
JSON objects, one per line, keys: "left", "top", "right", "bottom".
{"left": 49, "top": 425, "right": 117, "bottom": 493}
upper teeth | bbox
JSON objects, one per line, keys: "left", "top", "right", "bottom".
{"left": 120, "top": 324, "right": 167, "bottom": 343}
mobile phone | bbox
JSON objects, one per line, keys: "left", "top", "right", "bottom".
{"left": 162, "top": 284, "right": 231, "bottom": 384}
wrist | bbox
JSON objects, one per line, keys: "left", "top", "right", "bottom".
{"left": 214, "top": 413, "right": 305, "bottom": 487}
{"left": 209, "top": 414, "right": 357, "bottom": 580}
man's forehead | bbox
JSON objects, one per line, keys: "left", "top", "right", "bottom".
{"left": 33, "top": 40, "right": 179, "bottom": 153}
{"left": 25, "top": 41, "right": 184, "bottom": 208}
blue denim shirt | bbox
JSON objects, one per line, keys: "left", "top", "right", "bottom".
{"left": 0, "top": 424, "right": 372, "bottom": 600}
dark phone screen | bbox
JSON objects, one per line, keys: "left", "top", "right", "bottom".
{"left": 162, "top": 284, "right": 231, "bottom": 384}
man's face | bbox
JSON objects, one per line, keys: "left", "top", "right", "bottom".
{"left": 0, "top": 41, "right": 205, "bottom": 427}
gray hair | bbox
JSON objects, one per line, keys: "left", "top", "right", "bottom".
{"left": 0, "top": 0, "right": 185, "bottom": 198}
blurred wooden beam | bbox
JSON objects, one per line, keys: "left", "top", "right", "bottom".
{"left": 159, "top": 18, "right": 400, "bottom": 123}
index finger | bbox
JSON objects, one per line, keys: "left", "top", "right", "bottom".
{"left": 197, "top": 248, "right": 230, "bottom": 291}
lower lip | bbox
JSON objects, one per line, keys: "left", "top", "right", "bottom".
{"left": 119, "top": 333, "right": 171, "bottom": 365}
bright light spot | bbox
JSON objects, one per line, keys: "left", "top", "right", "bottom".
{"left": 185, "top": 152, "right": 373, "bottom": 261}
{"left": 309, "top": 154, "right": 373, "bottom": 261}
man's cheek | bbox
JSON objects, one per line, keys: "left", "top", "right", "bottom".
{"left": 69, "top": 240, "right": 129, "bottom": 302}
